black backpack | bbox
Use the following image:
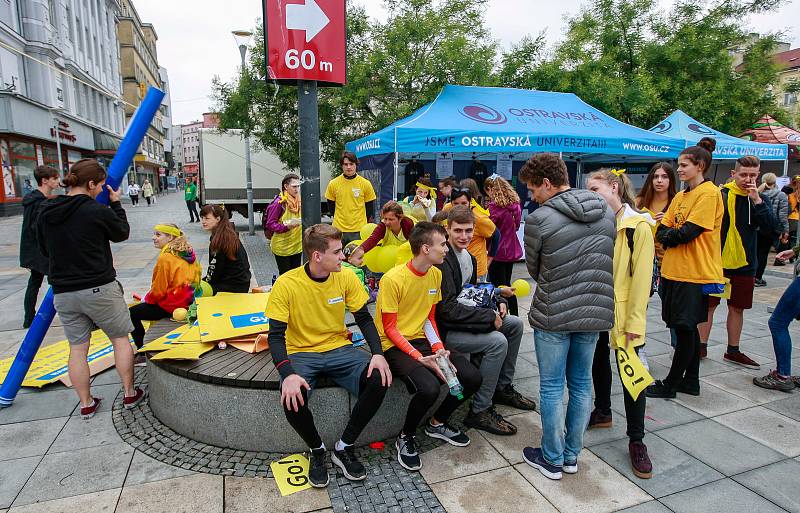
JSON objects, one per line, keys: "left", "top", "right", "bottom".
{"left": 626, "top": 227, "right": 657, "bottom": 297}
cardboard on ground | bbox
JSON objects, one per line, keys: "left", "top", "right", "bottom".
{"left": 228, "top": 334, "right": 269, "bottom": 354}
{"left": 270, "top": 454, "right": 312, "bottom": 496}
{"left": 139, "top": 324, "right": 191, "bottom": 352}
{"left": 0, "top": 329, "right": 139, "bottom": 388}
{"left": 150, "top": 343, "right": 215, "bottom": 361}
{"left": 196, "top": 293, "right": 269, "bottom": 343}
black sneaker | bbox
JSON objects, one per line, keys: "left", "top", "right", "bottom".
{"left": 493, "top": 384, "right": 537, "bottom": 411}
{"left": 646, "top": 380, "right": 676, "bottom": 399}
{"left": 522, "top": 447, "right": 562, "bottom": 480}
{"left": 464, "top": 406, "right": 517, "bottom": 436}
{"left": 396, "top": 434, "right": 421, "bottom": 471}
{"left": 308, "top": 448, "right": 329, "bottom": 487}
{"left": 425, "top": 420, "right": 471, "bottom": 446}
{"left": 754, "top": 278, "right": 767, "bottom": 287}
{"left": 675, "top": 379, "right": 700, "bottom": 396}
{"left": 331, "top": 446, "right": 366, "bottom": 481}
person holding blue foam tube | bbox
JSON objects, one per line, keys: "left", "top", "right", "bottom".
{"left": 37, "top": 159, "right": 145, "bottom": 419}
{"left": 0, "top": 86, "right": 164, "bottom": 408}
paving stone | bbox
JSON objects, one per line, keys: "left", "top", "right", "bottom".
{"left": 733, "top": 458, "right": 800, "bottom": 513}
{"left": 702, "top": 370, "right": 793, "bottom": 405}
{"left": 480, "top": 411, "right": 542, "bottom": 464}
{"left": 431, "top": 466, "right": 556, "bottom": 513}
{"left": 660, "top": 478, "right": 786, "bottom": 513}
{"left": 91, "top": 368, "right": 122, "bottom": 386}
{"left": 615, "top": 501, "right": 673, "bottom": 513}
{"left": 672, "top": 382, "right": 758, "bottom": 418}
{"left": 714, "top": 406, "right": 800, "bottom": 457}
{"left": 591, "top": 435, "right": 723, "bottom": 498}
{"left": 0, "top": 417, "right": 67, "bottom": 461}
{"left": 655, "top": 419, "right": 785, "bottom": 475}
{"left": 763, "top": 393, "right": 800, "bottom": 422}
{"left": 419, "top": 430, "right": 507, "bottom": 485}
{"left": 0, "top": 455, "right": 40, "bottom": 509}
{"left": 0, "top": 389, "right": 77, "bottom": 424}
{"left": 6, "top": 488, "right": 120, "bottom": 513}
{"left": 224, "top": 476, "right": 331, "bottom": 513}
{"left": 615, "top": 395, "right": 702, "bottom": 432}
{"left": 116, "top": 474, "right": 222, "bottom": 513}
{"left": 515, "top": 450, "right": 652, "bottom": 513}
{"left": 14, "top": 443, "right": 133, "bottom": 506}
{"left": 49, "top": 412, "right": 123, "bottom": 454}
{"left": 124, "top": 450, "right": 197, "bottom": 486}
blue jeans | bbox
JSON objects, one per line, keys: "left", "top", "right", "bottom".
{"left": 534, "top": 329, "right": 599, "bottom": 466}
{"left": 768, "top": 278, "right": 800, "bottom": 376}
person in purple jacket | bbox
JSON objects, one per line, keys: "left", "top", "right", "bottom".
{"left": 485, "top": 175, "right": 524, "bottom": 316}
{"left": 264, "top": 174, "right": 303, "bottom": 275}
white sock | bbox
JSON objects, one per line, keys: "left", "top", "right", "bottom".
{"left": 335, "top": 439, "right": 350, "bottom": 452}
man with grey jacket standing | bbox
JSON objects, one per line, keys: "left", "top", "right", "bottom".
{"left": 755, "top": 172, "right": 789, "bottom": 286}
{"left": 518, "top": 153, "right": 615, "bottom": 480}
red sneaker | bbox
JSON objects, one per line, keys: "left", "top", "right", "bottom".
{"left": 629, "top": 441, "right": 652, "bottom": 479}
{"left": 724, "top": 351, "right": 760, "bottom": 369}
{"left": 123, "top": 388, "right": 146, "bottom": 409}
{"left": 80, "top": 397, "right": 102, "bottom": 419}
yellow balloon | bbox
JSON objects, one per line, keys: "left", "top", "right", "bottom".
{"left": 360, "top": 223, "right": 378, "bottom": 240}
{"left": 198, "top": 280, "right": 214, "bottom": 298}
{"left": 376, "top": 246, "right": 399, "bottom": 273}
{"left": 512, "top": 279, "right": 531, "bottom": 297}
{"left": 172, "top": 308, "right": 188, "bottom": 321}
{"left": 395, "top": 242, "right": 413, "bottom": 267}
{"left": 363, "top": 248, "right": 382, "bottom": 273}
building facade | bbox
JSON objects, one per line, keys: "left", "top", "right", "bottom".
{"left": 0, "top": 0, "right": 124, "bottom": 216}
{"left": 159, "top": 65, "right": 173, "bottom": 190}
{"left": 118, "top": 0, "right": 165, "bottom": 190}
{"left": 773, "top": 48, "right": 800, "bottom": 127}
{"left": 180, "top": 113, "right": 218, "bottom": 177}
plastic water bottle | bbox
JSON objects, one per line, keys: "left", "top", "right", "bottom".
{"left": 436, "top": 355, "right": 463, "bottom": 399}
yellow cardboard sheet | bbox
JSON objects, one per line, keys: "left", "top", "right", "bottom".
{"left": 0, "top": 329, "right": 136, "bottom": 388}
{"left": 175, "top": 323, "right": 202, "bottom": 343}
{"left": 139, "top": 324, "right": 191, "bottom": 352}
{"left": 615, "top": 342, "right": 654, "bottom": 401}
{"left": 270, "top": 454, "right": 312, "bottom": 496}
{"left": 196, "top": 293, "right": 269, "bottom": 343}
{"left": 150, "top": 343, "right": 215, "bottom": 361}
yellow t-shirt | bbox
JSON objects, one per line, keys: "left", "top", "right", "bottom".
{"left": 325, "top": 174, "right": 377, "bottom": 232}
{"left": 266, "top": 265, "right": 369, "bottom": 354}
{"left": 375, "top": 263, "right": 442, "bottom": 352}
{"left": 660, "top": 181, "right": 724, "bottom": 284}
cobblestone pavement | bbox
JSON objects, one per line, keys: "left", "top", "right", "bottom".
{"left": 1, "top": 193, "right": 800, "bottom": 512}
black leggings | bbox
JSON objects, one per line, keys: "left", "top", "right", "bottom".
{"left": 275, "top": 253, "right": 302, "bottom": 276}
{"left": 665, "top": 327, "right": 701, "bottom": 388}
{"left": 24, "top": 269, "right": 45, "bottom": 326}
{"left": 385, "top": 340, "right": 482, "bottom": 435}
{"left": 129, "top": 302, "right": 171, "bottom": 348}
{"left": 488, "top": 260, "right": 518, "bottom": 316}
{"left": 187, "top": 200, "right": 199, "bottom": 221}
{"left": 283, "top": 368, "right": 387, "bottom": 448}
{"left": 755, "top": 232, "right": 775, "bottom": 280}
{"left": 591, "top": 332, "right": 646, "bottom": 442}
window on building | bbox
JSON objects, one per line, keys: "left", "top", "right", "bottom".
{"left": 76, "top": 17, "right": 83, "bottom": 51}
{"left": 65, "top": 5, "right": 73, "bottom": 41}
{"left": 48, "top": 0, "right": 56, "bottom": 27}
{"left": 85, "top": 27, "right": 91, "bottom": 62}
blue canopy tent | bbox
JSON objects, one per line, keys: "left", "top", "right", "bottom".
{"left": 346, "top": 85, "right": 687, "bottom": 204}
{"left": 650, "top": 110, "right": 789, "bottom": 180}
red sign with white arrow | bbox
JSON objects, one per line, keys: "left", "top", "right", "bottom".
{"left": 263, "top": 0, "right": 346, "bottom": 86}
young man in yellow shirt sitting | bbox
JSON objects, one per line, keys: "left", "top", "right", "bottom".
{"left": 266, "top": 224, "right": 391, "bottom": 488}
{"left": 376, "top": 222, "right": 482, "bottom": 471}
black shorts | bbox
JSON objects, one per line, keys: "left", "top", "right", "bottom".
{"left": 660, "top": 278, "right": 709, "bottom": 330}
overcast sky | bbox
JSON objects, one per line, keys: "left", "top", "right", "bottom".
{"left": 129, "top": 0, "right": 800, "bottom": 125}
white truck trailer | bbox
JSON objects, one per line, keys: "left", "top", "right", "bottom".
{"left": 197, "top": 128, "right": 330, "bottom": 219}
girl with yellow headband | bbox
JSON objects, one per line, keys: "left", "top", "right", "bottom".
{"left": 402, "top": 177, "right": 436, "bottom": 221}
{"left": 128, "top": 223, "right": 201, "bottom": 349}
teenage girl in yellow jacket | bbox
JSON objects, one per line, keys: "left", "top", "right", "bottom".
{"left": 586, "top": 168, "right": 656, "bottom": 480}
{"left": 129, "top": 223, "right": 201, "bottom": 348}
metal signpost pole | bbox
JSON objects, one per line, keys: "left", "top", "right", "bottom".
{"left": 298, "top": 80, "right": 321, "bottom": 227}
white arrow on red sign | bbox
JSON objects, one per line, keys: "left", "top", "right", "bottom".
{"left": 286, "top": 0, "right": 330, "bottom": 43}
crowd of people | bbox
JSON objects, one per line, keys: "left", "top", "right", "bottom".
{"left": 17, "top": 140, "right": 800, "bottom": 488}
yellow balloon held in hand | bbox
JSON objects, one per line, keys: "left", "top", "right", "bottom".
{"left": 363, "top": 248, "right": 382, "bottom": 273}
{"left": 172, "top": 308, "right": 188, "bottom": 321}
{"left": 360, "top": 223, "right": 378, "bottom": 241}
{"left": 376, "top": 246, "right": 399, "bottom": 273}
{"left": 512, "top": 279, "right": 531, "bottom": 297}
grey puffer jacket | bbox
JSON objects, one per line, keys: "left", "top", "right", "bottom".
{"left": 762, "top": 187, "right": 789, "bottom": 234}
{"left": 524, "top": 189, "right": 615, "bottom": 332}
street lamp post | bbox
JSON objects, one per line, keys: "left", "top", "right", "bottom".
{"left": 232, "top": 30, "right": 255, "bottom": 236}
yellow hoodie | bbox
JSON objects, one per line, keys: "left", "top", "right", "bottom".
{"left": 611, "top": 204, "right": 656, "bottom": 350}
